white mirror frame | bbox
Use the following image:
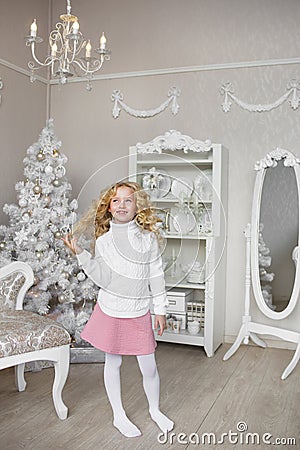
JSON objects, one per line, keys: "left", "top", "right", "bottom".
{"left": 223, "top": 148, "right": 300, "bottom": 379}
{"left": 251, "top": 148, "right": 300, "bottom": 320}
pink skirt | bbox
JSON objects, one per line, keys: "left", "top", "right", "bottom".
{"left": 80, "top": 303, "right": 157, "bottom": 355}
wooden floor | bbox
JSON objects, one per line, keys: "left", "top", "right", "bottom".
{"left": 0, "top": 343, "right": 299, "bottom": 450}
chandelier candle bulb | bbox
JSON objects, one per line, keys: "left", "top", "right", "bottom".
{"left": 51, "top": 42, "right": 57, "bottom": 57}
{"left": 100, "top": 32, "right": 106, "bottom": 50}
{"left": 72, "top": 20, "right": 79, "bottom": 34}
{"left": 85, "top": 40, "right": 92, "bottom": 58}
{"left": 30, "top": 19, "right": 37, "bottom": 37}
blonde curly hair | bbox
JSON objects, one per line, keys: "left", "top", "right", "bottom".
{"left": 73, "top": 181, "right": 162, "bottom": 241}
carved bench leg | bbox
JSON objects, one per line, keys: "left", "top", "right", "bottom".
{"left": 15, "top": 363, "right": 26, "bottom": 392}
{"left": 52, "top": 345, "right": 70, "bottom": 420}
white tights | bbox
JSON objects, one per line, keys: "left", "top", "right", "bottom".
{"left": 103, "top": 352, "right": 174, "bottom": 437}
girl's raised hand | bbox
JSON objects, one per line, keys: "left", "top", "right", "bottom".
{"left": 61, "top": 234, "right": 83, "bottom": 255}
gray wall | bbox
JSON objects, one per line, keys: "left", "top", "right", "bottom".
{"left": 0, "top": 0, "right": 48, "bottom": 224}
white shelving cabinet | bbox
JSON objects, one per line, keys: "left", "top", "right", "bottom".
{"left": 129, "top": 130, "right": 228, "bottom": 356}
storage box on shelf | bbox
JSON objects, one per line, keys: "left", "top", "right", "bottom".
{"left": 129, "top": 130, "right": 228, "bottom": 356}
{"left": 167, "top": 287, "right": 193, "bottom": 312}
{"left": 151, "top": 287, "right": 193, "bottom": 334}
{"left": 187, "top": 301, "right": 205, "bottom": 330}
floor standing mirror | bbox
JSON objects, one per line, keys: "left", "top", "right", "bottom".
{"left": 224, "top": 148, "right": 300, "bottom": 379}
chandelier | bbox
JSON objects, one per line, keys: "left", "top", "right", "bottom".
{"left": 25, "top": 0, "right": 111, "bottom": 90}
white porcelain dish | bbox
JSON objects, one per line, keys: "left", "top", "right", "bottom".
{"left": 171, "top": 177, "right": 193, "bottom": 199}
{"left": 172, "top": 210, "right": 196, "bottom": 234}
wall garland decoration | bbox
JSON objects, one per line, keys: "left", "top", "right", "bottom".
{"left": 0, "top": 77, "right": 3, "bottom": 105}
{"left": 220, "top": 79, "right": 300, "bottom": 113}
{"left": 111, "top": 86, "right": 180, "bottom": 119}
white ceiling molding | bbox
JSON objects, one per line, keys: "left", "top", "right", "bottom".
{"left": 0, "top": 58, "right": 47, "bottom": 84}
{"left": 220, "top": 79, "right": 300, "bottom": 113}
{"left": 111, "top": 87, "right": 180, "bottom": 119}
{"left": 1, "top": 55, "right": 300, "bottom": 87}
{"left": 49, "top": 57, "right": 300, "bottom": 85}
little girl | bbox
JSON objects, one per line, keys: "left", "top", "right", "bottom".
{"left": 63, "top": 181, "right": 174, "bottom": 438}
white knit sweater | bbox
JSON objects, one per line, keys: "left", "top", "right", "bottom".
{"left": 77, "top": 220, "right": 168, "bottom": 318}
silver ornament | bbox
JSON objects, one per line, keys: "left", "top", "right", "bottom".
{"left": 33, "top": 184, "right": 42, "bottom": 195}
{"left": 55, "top": 165, "right": 66, "bottom": 178}
{"left": 22, "top": 212, "right": 31, "bottom": 221}
{"left": 58, "top": 294, "right": 66, "bottom": 303}
{"left": 61, "top": 271, "right": 69, "bottom": 279}
{"left": 76, "top": 271, "right": 86, "bottom": 282}
{"left": 52, "top": 178, "right": 60, "bottom": 187}
{"left": 0, "top": 241, "right": 6, "bottom": 250}
{"left": 54, "top": 230, "right": 61, "bottom": 239}
{"left": 37, "top": 152, "right": 45, "bottom": 161}
{"left": 19, "top": 198, "right": 27, "bottom": 207}
{"left": 43, "top": 268, "right": 50, "bottom": 276}
{"left": 44, "top": 166, "right": 53, "bottom": 175}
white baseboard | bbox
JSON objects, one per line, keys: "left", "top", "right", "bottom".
{"left": 224, "top": 334, "right": 297, "bottom": 351}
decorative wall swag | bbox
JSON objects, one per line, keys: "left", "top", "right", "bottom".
{"left": 0, "top": 77, "right": 3, "bottom": 105}
{"left": 220, "top": 79, "right": 300, "bottom": 113}
{"left": 111, "top": 86, "right": 180, "bottom": 119}
{"left": 136, "top": 129, "right": 212, "bottom": 154}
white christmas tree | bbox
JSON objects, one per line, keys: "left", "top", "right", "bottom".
{"left": 0, "top": 119, "right": 98, "bottom": 342}
{"left": 258, "top": 223, "right": 276, "bottom": 310}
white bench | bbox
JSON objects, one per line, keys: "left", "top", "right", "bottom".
{"left": 0, "top": 261, "right": 71, "bottom": 420}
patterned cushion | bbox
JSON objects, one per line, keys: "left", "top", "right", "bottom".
{"left": 0, "top": 310, "right": 71, "bottom": 358}
{"left": 0, "top": 273, "right": 26, "bottom": 311}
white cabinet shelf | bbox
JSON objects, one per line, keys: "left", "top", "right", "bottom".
{"left": 136, "top": 159, "right": 213, "bottom": 166}
{"left": 129, "top": 130, "right": 228, "bottom": 357}
{"left": 151, "top": 197, "right": 212, "bottom": 204}
{"left": 153, "top": 329, "right": 205, "bottom": 346}
{"left": 165, "top": 280, "right": 205, "bottom": 290}
{"left": 163, "top": 233, "right": 212, "bottom": 240}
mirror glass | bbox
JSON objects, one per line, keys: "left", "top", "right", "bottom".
{"left": 259, "top": 160, "right": 298, "bottom": 312}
